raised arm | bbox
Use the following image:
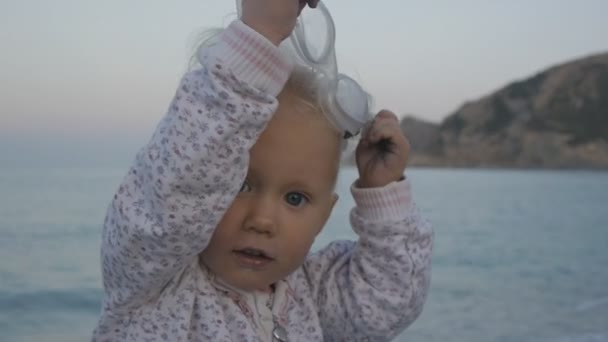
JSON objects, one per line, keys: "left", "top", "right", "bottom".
{"left": 100, "top": 20, "right": 292, "bottom": 312}
{"left": 303, "top": 110, "right": 434, "bottom": 339}
{"left": 303, "top": 180, "right": 433, "bottom": 340}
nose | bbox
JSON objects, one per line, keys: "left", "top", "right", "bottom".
{"left": 243, "top": 195, "right": 278, "bottom": 236}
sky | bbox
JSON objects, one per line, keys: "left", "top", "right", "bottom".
{"left": 1, "top": 0, "right": 607, "bottom": 166}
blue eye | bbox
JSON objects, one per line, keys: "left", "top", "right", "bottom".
{"left": 285, "top": 192, "right": 308, "bottom": 207}
{"left": 239, "top": 180, "right": 252, "bottom": 193}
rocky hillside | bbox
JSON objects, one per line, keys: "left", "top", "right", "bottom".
{"left": 401, "top": 52, "right": 608, "bottom": 169}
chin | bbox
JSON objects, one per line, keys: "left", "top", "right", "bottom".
{"left": 227, "top": 277, "right": 273, "bottom": 292}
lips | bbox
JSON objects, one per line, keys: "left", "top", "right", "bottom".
{"left": 233, "top": 247, "right": 275, "bottom": 268}
{"left": 234, "top": 247, "right": 274, "bottom": 260}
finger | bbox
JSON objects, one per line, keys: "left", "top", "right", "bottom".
{"left": 375, "top": 110, "right": 399, "bottom": 123}
{"left": 368, "top": 121, "right": 402, "bottom": 144}
{"left": 367, "top": 110, "right": 400, "bottom": 142}
{"left": 298, "top": 0, "right": 307, "bottom": 14}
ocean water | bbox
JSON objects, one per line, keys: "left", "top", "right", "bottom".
{"left": 0, "top": 166, "right": 607, "bottom": 341}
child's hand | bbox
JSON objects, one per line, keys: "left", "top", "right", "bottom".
{"left": 355, "top": 110, "right": 410, "bottom": 188}
{"left": 242, "top": 0, "right": 319, "bottom": 45}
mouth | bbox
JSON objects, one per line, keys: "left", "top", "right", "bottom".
{"left": 232, "top": 247, "right": 275, "bottom": 268}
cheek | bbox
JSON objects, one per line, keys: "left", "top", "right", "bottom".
{"left": 281, "top": 221, "right": 321, "bottom": 260}
{"left": 282, "top": 236, "right": 316, "bottom": 270}
{"left": 203, "top": 202, "right": 243, "bottom": 252}
{"left": 216, "top": 200, "right": 244, "bottom": 231}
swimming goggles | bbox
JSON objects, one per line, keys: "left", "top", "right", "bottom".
{"left": 236, "top": 1, "right": 373, "bottom": 138}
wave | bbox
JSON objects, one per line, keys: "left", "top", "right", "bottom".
{"left": 576, "top": 296, "right": 608, "bottom": 312}
{"left": 0, "top": 224, "right": 101, "bottom": 240}
{"left": 0, "top": 288, "right": 102, "bottom": 313}
{"left": 549, "top": 333, "right": 608, "bottom": 342}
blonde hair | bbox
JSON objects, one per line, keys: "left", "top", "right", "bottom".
{"left": 283, "top": 67, "right": 341, "bottom": 129}
{"left": 278, "top": 68, "right": 345, "bottom": 188}
{"left": 190, "top": 28, "right": 346, "bottom": 143}
{"left": 190, "top": 29, "right": 349, "bottom": 190}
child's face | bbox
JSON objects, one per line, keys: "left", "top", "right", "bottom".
{"left": 200, "top": 95, "right": 341, "bottom": 291}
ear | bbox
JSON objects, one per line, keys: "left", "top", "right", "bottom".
{"left": 314, "top": 193, "right": 339, "bottom": 236}
{"left": 331, "top": 193, "right": 339, "bottom": 209}
{"left": 327, "top": 193, "right": 339, "bottom": 218}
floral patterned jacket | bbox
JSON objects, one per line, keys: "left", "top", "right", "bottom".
{"left": 92, "top": 20, "right": 433, "bottom": 342}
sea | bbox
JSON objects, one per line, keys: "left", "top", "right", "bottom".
{"left": 1, "top": 166, "right": 607, "bottom": 342}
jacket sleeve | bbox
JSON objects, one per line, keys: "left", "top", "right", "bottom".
{"left": 100, "top": 20, "right": 292, "bottom": 313}
{"left": 302, "top": 179, "right": 434, "bottom": 341}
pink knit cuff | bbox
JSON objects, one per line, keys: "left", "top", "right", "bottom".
{"left": 214, "top": 20, "right": 293, "bottom": 96}
{"left": 350, "top": 178, "right": 413, "bottom": 221}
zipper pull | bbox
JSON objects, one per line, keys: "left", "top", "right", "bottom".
{"left": 272, "top": 324, "right": 288, "bottom": 342}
